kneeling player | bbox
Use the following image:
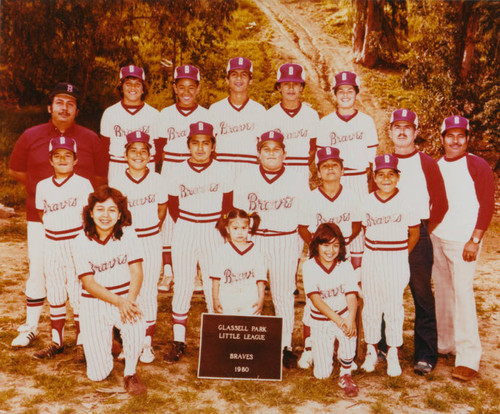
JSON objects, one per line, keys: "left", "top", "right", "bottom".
{"left": 74, "top": 186, "right": 147, "bottom": 396}
{"left": 303, "top": 223, "right": 359, "bottom": 397}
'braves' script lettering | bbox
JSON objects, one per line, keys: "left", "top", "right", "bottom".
{"left": 128, "top": 194, "right": 156, "bottom": 208}
{"left": 224, "top": 268, "right": 255, "bottom": 284}
{"left": 247, "top": 193, "right": 295, "bottom": 211}
{"left": 365, "top": 213, "right": 402, "bottom": 227}
{"left": 43, "top": 197, "right": 78, "bottom": 214}
{"left": 320, "top": 285, "right": 346, "bottom": 299}
{"left": 165, "top": 127, "right": 188, "bottom": 143}
{"left": 316, "top": 212, "right": 351, "bottom": 227}
{"left": 113, "top": 125, "right": 150, "bottom": 137}
{"left": 179, "top": 183, "right": 219, "bottom": 198}
{"left": 329, "top": 131, "right": 363, "bottom": 145}
{"left": 219, "top": 121, "right": 255, "bottom": 135}
{"left": 91, "top": 254, "right": 128, "bottom": 273}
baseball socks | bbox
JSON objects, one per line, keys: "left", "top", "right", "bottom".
{"left": 298, "top": 325, "right": 313, "bottom": 369}
{"left": 12, "top": 297, "right": 44, "bottom": 347}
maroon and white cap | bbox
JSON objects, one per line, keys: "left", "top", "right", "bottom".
{"left": 174, "top": 65, "right": 200, "bottom": 82}
{"left": 276, "top": 63, "right": 305, "bottom": 83}
{"left": 120, "top": 65, "right": 146, "bottom": 81}
{"left": 189, "top": 121, "right": 214, "bottom": 138}
{"left": 227, "top": 57, "right": 253, "bottom": 74}
{"left": 374, "top": 154, "right": 400, "bottom": 172}
{"left": 50, "top": 83, "right": 80, "bottom": 101}
{"left": 441, "top": 115, "right": 470, "bottom": 135}
{"left": 49, "top": 136, "right": 77, "bottom": 154}
{"left": 333, "top": 71, "right": 360, "bottom": 91}
{"left": 390, "top": 109, "right": 418, "bottom": 128}
{"left": 316, "top": 146, "right": 343, "bottom": 166}
{"left": 258, "top": 130, "right": 285, "bottom": 148}
{"left": 125, "top": 130, "right": 151, "bottom": 148}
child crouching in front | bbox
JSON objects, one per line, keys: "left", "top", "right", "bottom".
{"left": 302, "top": 222, "right": 359, "bottom": 397}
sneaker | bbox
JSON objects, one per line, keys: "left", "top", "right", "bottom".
{"left": 283, "top": 347, "right": 298, "bottom": 369}
{"left": 338, "top": 374, "right": 359, "bottom": 397}
{"left": 361, "top": 348, "right": 378, "bottom": 373}
{"left": 11, "top": 326, "right": 38, "bottom": 347}
{"left": 74, "top": 345, "right": 86, "bottom": 364}
{"left": 414, "top": 361, "right": 433, "bottom": 376}
{"left": 140, "top": 346, "right": 155, "bottom": 363}
{"left": 158, "top": 269, "right": 173, "bottom": 293}
{"left": 34, "top": 343, "right": 64, "bottom": 359}
{"left": 297, "top": 349, "right": 313, "bottom": 369}
{"left": 452, "top": 366, "right": 477, "bottom": 382}
{"left": 124, "top": 373, "right": 147, "bottom": 396}
{"left": 387, "top": 347, "right": 402, "bottom": 377}
{"left": 164, "top": 341, "right": 186, "bottom": 363}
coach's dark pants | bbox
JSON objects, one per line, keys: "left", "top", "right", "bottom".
{"left": 379, "top": 223, "right": 438, "bottom": 366}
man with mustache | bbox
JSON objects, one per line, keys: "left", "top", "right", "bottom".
{"left": 8, "top": 82, "right": 107, "bottom": 348}
{"left": 382, "top": 109, "right": 449, "bottom": 375}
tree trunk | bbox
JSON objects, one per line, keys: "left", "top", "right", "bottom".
{"left": 460, "top": 5, "right": 479, "bottom": 80}
{"left": 358, "top": 0, "right": 383, "bottom": 68}
{"left": 352, "top": 0, "right": 367, "bottom": 61}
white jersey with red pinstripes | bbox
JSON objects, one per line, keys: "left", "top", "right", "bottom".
{"left": 233, "top": 165, "right": 307, "bottom": 234}
{"left": 100, "top": 101, "right": 159, "bottom": 163}
{"left": 209, "top": 97, "right": 265, "bottom": 166}
{"left": 300, "top": 186, "right": 362, "bottom": 243}
{"left": 361, "top": 190, "right": 420, "bottom": 251}
{"left": 167, "top": 159, "right": 233, "bottom": 223}
{"left": 35, "top": 174, "right": 93, "bottom": 240}
{"left": 109, "top": 168, "right": 167, "bottom": 237}
{"left": 316, "top": 111, "right": 378, "bottom": 175}
{"left": 158, "top": 104, "right": 210, "bottom": 165}
{"left": 303, "top": 258, "right": 359, "bottom": 321}
{"left": 73, "top": 228, "right": 144, "bottom": 298}
{"left": 264, "top": 102, "right": 319, "bottom": 170}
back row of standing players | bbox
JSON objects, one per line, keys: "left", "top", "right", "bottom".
{"left": 8, "top": 56, "right": 495, "bottom": 394}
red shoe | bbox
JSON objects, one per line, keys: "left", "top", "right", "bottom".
{"left": 338, "top": 374, "right": 359, "bottom": 397}
{"left": 124, "top": 373, "right": 147, "bottom": 396}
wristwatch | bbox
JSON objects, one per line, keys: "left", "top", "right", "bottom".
{"left": 471, "top": 237, "right": 481, "bottom": 244}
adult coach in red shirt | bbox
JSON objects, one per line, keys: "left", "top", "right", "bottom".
{"left": 8, "top": 82, "right": 107, "bottom": 347}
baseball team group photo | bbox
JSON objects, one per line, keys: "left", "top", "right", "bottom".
{"left": 1, "top": 0, "right": 499, "bottom": 413}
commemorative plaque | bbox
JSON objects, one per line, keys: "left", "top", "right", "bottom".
{"left": 197, "top": 313, "right": 282, "bottom": 381}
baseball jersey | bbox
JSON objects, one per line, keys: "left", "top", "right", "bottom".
{"left": 100, "top": 101, "right": 159, "bottom": 163}
{"left": 316, "top": 110, "right": 378, "bottom": 174}
{"left": 210, "top": 241, "right": 267, "bottom": 299}
{"left": 209, "top": 97, "right": 266, "bottom": 166}
{"left": 433, "top": 153, "right": 495, "bottom": 242}
{"left": 73, "top": 228, "right": 144, "bottom": 299}
{"left": 264, "top": 102, "right": 319, "bottom": 169}
{"left": 109, "top": 168, "right": 168, "bottom": 237}
{"left": 361, "top": 190, "right": 420, "bottom": 251}
{"left": 300, "top": 186, "right": 362, "bottom": 243}
{"left": 303, "top": 258, "right": 359, "bottom": 321}
{"left": 157, "top": 103, "right": 210, "bottom": 166}
{"left": 35, "top": 173, "right": 93, "bottom": 240}
{"left": 233, "top": 165, "right": 307, "bottom": 234}
{"left": 166, "top": 159, "right": 233, "bottom": 223}
{"left": 8, "top": 121, "right": 106, "bottom": 222}
{"left": 393, "top": 150, "right": 448, "bottom": 222}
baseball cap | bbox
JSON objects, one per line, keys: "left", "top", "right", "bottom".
{"left": 374, "top": 154, "right": 400, "bottom": 173}
{"left": 174, "top": 65, "right": 201, "bottom": 82}
{"left": 333, "top": 71, "right": 360, "bottom": 93}
{"left": 258, "top": 130, "right": 285, "bottom": 149}
{"left": 120, "top": 65, "right": 146, "bottom": 81}
{"left": 390, "top": 109, "right": 418, "bottom": 128}
{"left": 125, "top": 130, "right": 152, "bottom": 148}
{"left": 227, "top": 57, "right": 253, "bottom": 74}
{"left": 50, "top": 82, "right": 80, "bottom": 102}
{"left": 189, "top": 121, "right": 214, "bottom": 138}
{"left": 441, "top": 115, "right": 470, "bottom": 136}
{"left": 49, "top": 136, "right": 77, "bottom": 154}
{"left": 276, "top": 63, "right": 305, "bottom": 83}
{"left": 316, "top": 147, "right": 343, "bottom": 166}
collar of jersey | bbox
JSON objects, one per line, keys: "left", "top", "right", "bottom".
{"left": 228, "top": 240, "right": 254, "bottom": 256}
{"left": 52, "top": 172, "right": 74, "bottom": 187}
{"left": 121, "top": 101, "right": 145, "bottom": 116}
{"left": 92, "top": 232, "right": 114, "bottom": 245}
{"left": 318, "top": 184, "right": 343, "bottom": 202}
{"left": 336, "top": 109, "right": 358, "bottom": 123}
{"left": 374, "top": 188, "right": 399, "bottom": 203}
{"left": 443, "top": 152, "right": 468, "bottom": 162}
{"left": 176, "top": 103, "right": 198, "bottom": 117}
{"left": 314, "top": 257, "right": 338, "bottom": 274}
{"left": 188, "top": 158, "right": 213, "bottom": 173}
{"left": 228, "top": 96, "right": 250, "bottom": 112}
{"left": 280, "top": 102, "right": 302, "bottom": 118}
{"left": 50, "top": 119, "right": 76, "bottom": 136}
{"left": 126, "top": 167, "right": 150, "bottom": 184}
{"left": 259, "top": 165, "right": 285, "bottom": 184}
{"left": 393, "top": 149, "right": 419, "bottom": 159}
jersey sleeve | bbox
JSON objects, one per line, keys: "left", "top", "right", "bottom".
{"left": 420, "top": 152, "right": 448, "bottom": 225}
{"left": 73, "top": 235, "right": 94, "bottom": 278}
{"left": 350, "top": 191, "right": 363, "bottom": 223}
{"left": 165, "top": 164, "right": 179, "bottom": 196}
{"left": 35, "top": 181, "right": 44, "bottom": 211}
{"left": 125, "top": 230, "right": 144, "bottom": 264}
{"left": 254, "top": 249, "right": 268, "bottom": 283}
{"left": 302, "top": 260, "right": 319, "bottom": 297}
{"left": 342, "top": 261, "right": 359, "bottom": 295}
{"left": 467, "top": 154, "right": 495, "bottom": 231}
{"left": 365, "top": 115, "right": 379, "bottom": 161}
{"left": 99, "top": 108, "right": 112, "bottom": 138}
{"left": 209, "top": 248, "right": 224, "bottom": 280}
{"left": 155, "top": 173, "right": 168, "bottom": 205}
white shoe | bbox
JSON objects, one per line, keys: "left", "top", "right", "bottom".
{"left": 139, "top": 346, "right": 155, "bottom": 363}
{"left": 11, "top": 326, "right": 38, "bottom": 347}
{"left": 361, "top": 347, "right": 378, "bottom": 373}
{"left": 158, "top": 274, "right": 173, "bottom": 293}
{"left": 297, "top": 349, "right": 313, "bottom": 369}
{"left": 387, "top": 347, "right": 402, "bottom": 377}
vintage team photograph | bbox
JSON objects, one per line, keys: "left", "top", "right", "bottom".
{"left": 0, "top": 0, "right": 498, "bottom": 412}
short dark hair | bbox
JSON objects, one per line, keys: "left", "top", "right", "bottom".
{"left": 117, "top": 78, "right": 148, "bottom": 101}
{"left": 82, "top": 186, "right": 132, "bottom": 241}
{"left": 309, "top": 223, "right": 347, "bottom": 262}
